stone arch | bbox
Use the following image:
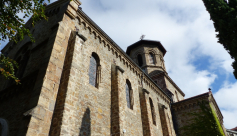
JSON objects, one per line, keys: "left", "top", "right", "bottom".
{"left": 115, "top": 52, "right": 118, "bottom": 58}
{"left": 81, "top": 22, "right": 87, "bottom": 29}
{"left": 97, "top": 36, "right": 102, "bottom": 43}
{"left": 102, "top": 41, "right": 106, "bottom": 47}
{"left": 111, "top": 48, "right": 114, "bottom": 55}
{"left": 76, "top": 17, "right": 81, "bottom": 25}
{"left": 92, "top": 31, "right": 97, "bottom": 39}
{"left": 118, "top": 55, "right": 121, "bottom": 61}
{"left": 125, "top": 62, "right": 128, "bottom": 68}
{"left": 107, "top": 44, "right": 110, "bottom": 51}
{"left": 87, "top": 27, "right": 92, "bottom": 34}
{"left": 122, "top": 58, "right": 125, "bottom": 64}
{"left": 0, "top": 118, "right": 8, "bottom": 136}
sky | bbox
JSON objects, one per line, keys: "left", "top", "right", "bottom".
{"left": 0, "top": 0, "right": 236, "bottom": 129}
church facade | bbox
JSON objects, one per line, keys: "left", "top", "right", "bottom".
{"left": 0, "top": 0, "right": 227, "bottom": 136}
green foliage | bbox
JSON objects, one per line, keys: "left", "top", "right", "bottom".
{"left": 0, "top": 0, "right": 50, "bottom": 83}
{"left": 202, "top": 0, "right": 237, "bottom": 79}
{"left": 0, "top": 0, "right": 50, "bottom": 43}
{"left": 211, "top": 105, "right": 225, "bottom": 136}
{"left": 0, "top": 54, "right": 20, "bottom": 84}
{"left": 180, "top": 102, "right": 225, "bottom": 136}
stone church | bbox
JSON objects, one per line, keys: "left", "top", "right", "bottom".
{"left": 0, "top": 0, "right": 227, "bottom": 135}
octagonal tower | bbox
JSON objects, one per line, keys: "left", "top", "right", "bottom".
{"left": 126, "top": 40, "right": 185, "bottom": 102}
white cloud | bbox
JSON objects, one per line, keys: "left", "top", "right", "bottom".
{"left": 214, "top": 82, "right": 237, "bottom": 129}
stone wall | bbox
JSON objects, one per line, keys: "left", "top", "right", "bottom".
{"left": 172, "top": 92, "right": 227, "bottom": 136}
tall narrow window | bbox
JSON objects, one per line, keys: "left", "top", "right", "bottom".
{"left": 126, "top": 80, "right": 133, "bottom": 109}
{"left": 88, "top": 53, "right": 100, "bottom": 88}
{"left": 18, "top": 51, "right": 30, "bottom": 79}
{"left": 149, "top": 98, "right": 156, "bottom": 125}
{"left": 149, "top": 53, "right": 155, "bottom": 64}
{"left": 137, "top": 54, "right": 143, "bottom": 67}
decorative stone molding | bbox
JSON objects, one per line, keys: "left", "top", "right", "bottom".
{"left": 116, "top": 66, "right": 124, "bottom": 73}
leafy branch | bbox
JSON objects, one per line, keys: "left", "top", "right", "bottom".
{"left": 0, "top": 0, "right": 50, "bottom": 83}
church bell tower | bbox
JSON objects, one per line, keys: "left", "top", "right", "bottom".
{"left": 126, "top": 40, "right": 185, "bottom": 102}
{"left": 126, "top": 40, "right": 167, "bottom": 75}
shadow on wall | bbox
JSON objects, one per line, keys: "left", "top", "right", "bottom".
{"left": 79, "top": 108, "right": 91, "bottom": 136}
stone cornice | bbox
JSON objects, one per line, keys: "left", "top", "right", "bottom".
{"left": 172, "top": 93, "right": 209, "bottom": 111}
{"left": 172, "top": 92, "right": 224, "bottom": 124}
{"left": 74, "top": 7, "right": 172, "bottom": 103}
{"left": 209, "top": 93, "right": 224, "bottom": 122}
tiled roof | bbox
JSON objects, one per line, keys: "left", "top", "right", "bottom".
{"left": 231, "top": 127, "right": 237, "bottom": 131}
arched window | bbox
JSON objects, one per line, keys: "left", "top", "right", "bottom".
{"left": 149, "top": 53, "right": 155, "bottom": 64}
{"left": 137, "top": 54, "right": 143, "bottom": 67}
{"left": 0, "top": 118, "right": 8, "bottom": 136}
{"left": 18, "top": 51, "right": 30, "bottom": 79}
{"left": 125, "top": 80, "right": 134, "bottom": 109}
{"left": 149, "top": 98, "right": 156, "bottom": 125}
{"left": 88, "top": 53, "right": 101, "bottom": 88}
{"left": 14, "top": 42, "right": 32, "bottom": 79}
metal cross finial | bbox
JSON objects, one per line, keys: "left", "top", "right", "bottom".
{"left": 140, "top": 35, "right": 145, "bottom": 40}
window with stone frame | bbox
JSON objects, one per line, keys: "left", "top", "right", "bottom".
{"left": 88, "top": 53, "right": 101, "bottom": 88}
{"left": 125, "top": 80, "right": 134, "bottom": 109}
{"left": 13, "top": 42, "right": 32, "bottom": 79}
{"left": 148, "top": 53, "right": 155, "bottom": 64}
{"left": 137, "top": 54, "right": 143, "bottom": 67}
{"left": 149, "top": 98, "right": 156, "bottom": 125}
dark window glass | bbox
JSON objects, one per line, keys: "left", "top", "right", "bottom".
{"left": 149, "top": 53, "right": 155, "bottom": 64}
{"left": 89, "top": 55, "right": 97, "bottom": 87}
{"left": 18, "top": 51, "right": 30, "bottom": 78}
{"left": 137, "top": 54, "right": 143, "bottom": 67}
{"left": 126, "top": 82, "right": 131, "bottom": 109}
{"left": 149, "top": 98, "right": 156, "bottom": 125}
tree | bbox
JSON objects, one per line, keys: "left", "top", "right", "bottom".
{"left": 202, "top": 0, "right": 237, "bottom": 79}
{"left": 0, "top": 0, "right": 49, "bottom": 83}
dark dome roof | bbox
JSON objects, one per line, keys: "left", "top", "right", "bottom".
{"left": 126, "top": 40, "right": 167, "bottom": 56}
